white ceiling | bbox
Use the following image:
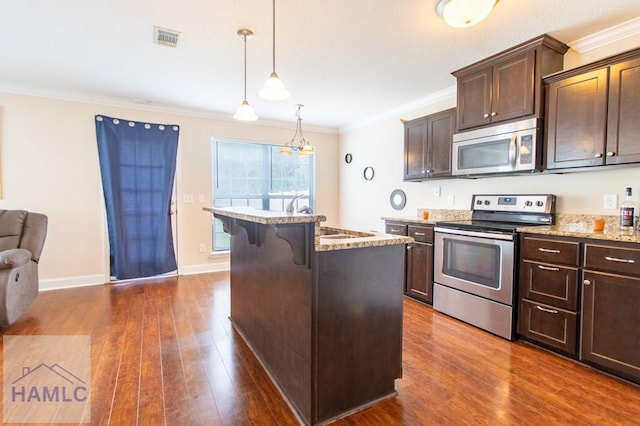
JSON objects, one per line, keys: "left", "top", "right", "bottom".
{"left": 1, "top": 1, "right": 639, "bottom": 130}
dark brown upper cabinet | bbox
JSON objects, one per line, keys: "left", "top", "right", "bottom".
{"left": 606, "top": 55, "right": 640, "bottom": 165}
{"left": 403, "top": 108, "right": 456, "bottom": 181}
{"left": 452, "top": 34, "right": 568, "bottom": 132}
{"left": 545, "top": 48, "right": 640, "bottom": 170}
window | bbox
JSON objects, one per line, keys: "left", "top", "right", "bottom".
{"left": 211, "top": 140, "right": 315, "bottom": 251}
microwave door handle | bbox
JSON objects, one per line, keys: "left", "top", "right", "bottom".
{"left": 509, "top": 134, "right": 518, "bottom": 169}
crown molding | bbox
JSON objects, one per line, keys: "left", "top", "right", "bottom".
{"left": 0, "top": 83, "right": 337, "bottom": 135}
{"left": 340, "top": 85, "right": 457, "bottom": 133}
{"left": 568, "top": 16, "right": 640, "bottom": 54}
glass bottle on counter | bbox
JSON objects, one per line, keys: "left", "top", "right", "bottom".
{"left": 620, "top": 187, "right": 636, "bottom": 233}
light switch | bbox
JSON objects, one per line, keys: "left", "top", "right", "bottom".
{"left": 198, "top": 194, "right": 206, "bottom": 203}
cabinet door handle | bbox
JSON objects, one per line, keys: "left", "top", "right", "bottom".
{"left": 606, "top": 151, "right": 616, "bottom": 157}
{"left": 594, "top": 152, "right": 603, "bottom": 158}
{"left": 537, "top": 265, "right": 559, "bottom": 271}
{"left": 605, "top": 256, "right": 635, "bottom": 264}
{"left": 538, "top": 248, "right": 560, "bottom": 253}
{"left": 583, "top": 279, "right": 591, "bottom": 286}
{"left": 490, "top": 112, "right": 497, "bottom": 117}
{"left": 535, "top": 305, "right": 558, "bottom": 314}
{"left": 483, "top": 113, "right": 490, "bottom": 118}
{"left": 414, "top": 232, "right": 426, "bottom": 236}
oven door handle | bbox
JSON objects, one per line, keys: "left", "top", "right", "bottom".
{"left": 434, "top": 227, "right": 514, "bottom": 241}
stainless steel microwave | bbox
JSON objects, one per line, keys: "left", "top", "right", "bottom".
{"left": 451, "top": 118, "right": 540, "bottom": 176}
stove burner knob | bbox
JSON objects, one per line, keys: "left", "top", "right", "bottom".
{"left": 525, "top": 201, "right": 533, "bottom": 207}
{"left": 536, "top": 201, "right": 544, "bottom": 207}
{"left": 484, "top": 200, "right": 490, "bottom": 205}
{"left": 476, "top": 199, "right": 483, "bottom": 205}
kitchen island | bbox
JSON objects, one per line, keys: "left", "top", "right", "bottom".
{"left": 204, "top": 207, "right": 412, "bottom": 425}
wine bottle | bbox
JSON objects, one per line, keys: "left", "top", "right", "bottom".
{"left": 619, "top": 187, "right": 636, "bottom": 233}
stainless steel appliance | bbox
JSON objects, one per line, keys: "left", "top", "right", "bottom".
{"left": 452, "top": 118, "right": 540, "bottom": 176}
{"left": 434, "top": 194, "right": 555, "bottom": 340}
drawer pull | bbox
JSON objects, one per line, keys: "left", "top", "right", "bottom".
{"left": 535, "top": 305, "right": 558, "bottom": 314}
{"left": 605, "top": 256, "right": 635, "bottom": 264}
{"left": 537, "top": 265, "right": 559, "bottom": 272}
{"left": 414, "top": 232, "right": 426, "bottom": 236}
{"left": 538, "top": 248, "right": 560, "bottom": 253}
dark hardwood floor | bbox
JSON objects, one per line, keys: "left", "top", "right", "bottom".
{"left": 2, "top": 272, "right": 639, "bottom": 425}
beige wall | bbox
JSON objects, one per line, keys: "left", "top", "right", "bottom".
{"left": 0, "top": 93, "right": 339, "bottom": 288}
{"left": 338, "top": 36, "right": 640, "bottom": 232}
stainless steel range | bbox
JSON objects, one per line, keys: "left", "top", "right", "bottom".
{"left": 433, "top": 194, "right": 555, "bottom": 340}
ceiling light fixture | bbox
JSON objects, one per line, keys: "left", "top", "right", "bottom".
{"left": 436, "top": 0, "right": 498, "bottom": 28}
{"left": 280, "top": 104, "right": 313, "bottom": 156}
{"left": 260, "top": 0, "right": 289, "bottom": 100}
{"left": 233, "top": 28, "right": 258, "bottom": 121}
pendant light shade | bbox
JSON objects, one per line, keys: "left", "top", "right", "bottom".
{"left": 234, "top": 28, "right": 258, "bottom": 121}
{"left": 234, "top": 100, "right": 258, "bottom": 121}
{"left": 436, "top": 0, "right": 497, "bottom": 28}
{"left": 260, "top": 0, "right": 289, "bottom": 100}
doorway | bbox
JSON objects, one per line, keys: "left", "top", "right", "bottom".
{"left": 95, "top": 115, "right": 180, "bottom": 281}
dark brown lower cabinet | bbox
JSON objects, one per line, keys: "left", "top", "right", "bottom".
{"left": 519, "top": 299, "right": 577, "bottom": 355}
{"left": 517, "top": 235, "right": 580, "bottom": 356}
{"left": 385, "top": 221, "right": 434, "bottom": 305}
{"left": 407, "top": 241, "right": 433, "bottom": 304}
{"left": 581, "top": 270, "right": 640, "bottom": 384}
{"left": 406, "top": 225, "right": 434, "bottom": 304}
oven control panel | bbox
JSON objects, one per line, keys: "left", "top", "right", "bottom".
{"left": 471, "top": 194, "right": 555, "bottom": 214}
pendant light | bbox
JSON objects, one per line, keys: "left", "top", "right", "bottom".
{"left": 234, "top": 28, "right": 258, "bottom": 121}
{"left": 260, "top": 0, "right": 289, "bottom": 100}
{"left": 280, "top": 104, "right": 313, "bottom": 156}
{"left": 436, "top": 0, "right": 497, "bottom": 28}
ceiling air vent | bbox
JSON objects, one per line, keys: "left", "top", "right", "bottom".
{"left": 153, "top": 26, "right": 181, "bottom": 48}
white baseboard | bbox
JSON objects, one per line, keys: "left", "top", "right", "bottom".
{"left": 180, "top": 262, "right": 230, "bottom": 275}
{"left": 39, "top": 261, "right": 231, "bottom": 291}
{"left": 39, "top": 275, "right": 106, "bottom": 291}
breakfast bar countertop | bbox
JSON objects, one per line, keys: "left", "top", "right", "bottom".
{"left": 206, "top": 207, "right": 412, "bottom": 252}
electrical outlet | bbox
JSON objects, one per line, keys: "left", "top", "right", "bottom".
{"left": 199, "top": 243, "right": 206, "bottom": 253}
{"left": 434, "top": 186, "right": 441, "bottom": 197}
{"left": 604, "top": 194, "right": 618, "bottom": 210}
{"left": 447, "top": 194, "right": 455, "bottom": 206}
{"left": 183, "top": 194, "right": 193, "bottom": 203}
{"left": 198, "top": 194, "right": 206, "bottom": 203}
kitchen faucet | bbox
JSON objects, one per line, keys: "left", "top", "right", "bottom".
{"left": 286, "top": 194, "right": 303, "bottom": 214}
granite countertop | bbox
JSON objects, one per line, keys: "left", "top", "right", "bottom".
{"left": 315, "top": 226, "right": 413, "bottom": 252}
{"left": 517, "top": 214, "right": 640, "bottom": 243}
{"left": 205, "top": 207, "right": 412, "bottom": 251}
{"left": 384, "top": 211, "right": 640, "bottom": 244}
{"left": 204, "top": 206, "right": 326, "bottom": 224}
{"left": 382, "top": 209, "right": 472, "bottom": 225}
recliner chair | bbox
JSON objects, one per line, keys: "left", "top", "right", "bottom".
{"left": 0, "top": 210, "right": 47, "bottom": 327}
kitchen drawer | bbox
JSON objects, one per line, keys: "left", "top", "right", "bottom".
{"left": 521, "top": 236, "right": 580, "bottom": 266}
{"left": 584, "top": 243, "right": 640, "bottom": 277}
{"left": 408, "top": 225, "right": 433, "bottom": 243}
{"left": 518, "top": 299, "right": 578, "bottom": 356}
{"left": 385, "top": 223, "right": 408, "bottom": 236}
{"left": 520, "top": 260, "right": 579, "bottom": 310}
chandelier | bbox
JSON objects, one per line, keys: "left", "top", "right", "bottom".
{"left": 280, "top": 105, "right": 313, "bottom": 156}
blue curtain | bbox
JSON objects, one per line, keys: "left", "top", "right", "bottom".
{"left": 95, "top": 115, "right": 179, "bottom": 280}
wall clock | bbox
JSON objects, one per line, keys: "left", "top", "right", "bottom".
{"left": 390, "top": 189, "right": 406, "bottom": 210}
